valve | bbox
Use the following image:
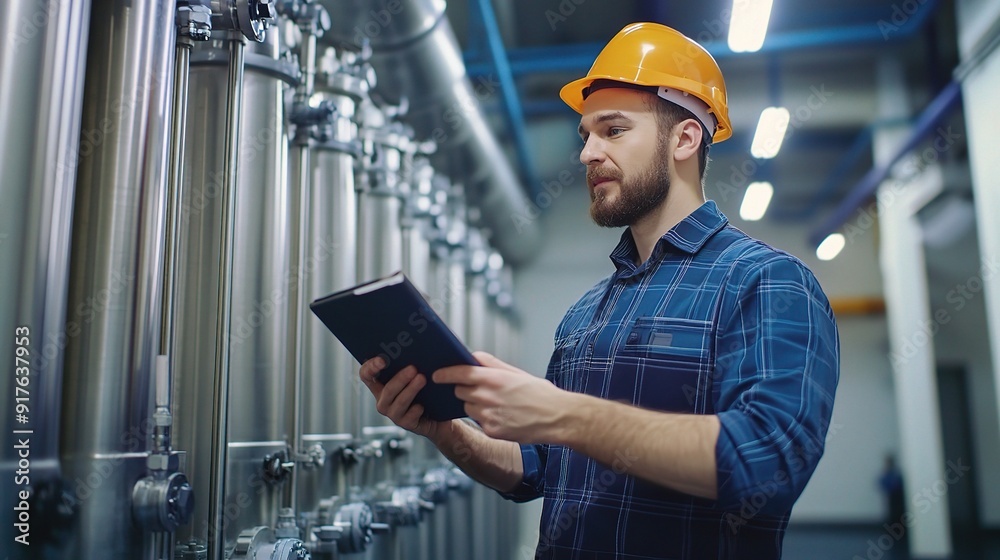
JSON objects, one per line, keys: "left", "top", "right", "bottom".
{"left": 420, "top": 468, "right": 451, "bottom": 506}
{"left": 314, "top": 502, "right": 389, "bottom": 554}
{"left": 262, "top": 450, "right": 295, "bottom": 485}
{"left": 132, "top": 472, "right": 195, "bottom": 533}
{"left": 275, "top": 507, "right": 300, "bottom": 539}
{"left": 231, "top": 526, "right": 311, "bottom": 560}
{"left": 373, "top": 486, "right": 434, "bottom": 527}
{"left": 447, "top": 467, "right": 475, "bottom": 495}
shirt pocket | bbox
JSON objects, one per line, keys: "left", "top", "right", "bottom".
{"left": 609, "top": 317, "right": 714, "bottom": 413}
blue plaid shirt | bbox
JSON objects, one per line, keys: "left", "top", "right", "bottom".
{"left": 502, "top": 201, "right": 839, "bottom": 559}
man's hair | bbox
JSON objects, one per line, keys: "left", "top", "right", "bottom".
{"left": 642, "top": 95, "right": 712, "bottom": 181}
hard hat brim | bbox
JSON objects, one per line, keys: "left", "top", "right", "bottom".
{"left": 560, "top": 74, "right": 732, "bottom": 143}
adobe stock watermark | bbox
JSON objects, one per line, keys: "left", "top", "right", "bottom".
{"left": 888, "top": 253, "right": 1000, "bottom": 368}
{"left": 346, "top": 0, "right": 406, "bottom": 49}
{"left": 544, "top": 0, "right": 587, "bottom": 30}
{"left": 712, "top": 85, "right": 835, "bottom": 203}
{"left": 229, "top": 235, "right": 341, "bottom": 346}
{"left": 877, "top": 0, "right": 932, "bottom": 40}
{"left": 722, "top": 418, "right": 843, "bottom": 532}
{"left": 55, "top": 69, "right": 163, "bottom": 181}
{"left": 427, "top": 74, "right": 502, "bottom": 146}
{"left": 6, "top": 0, "right": 64, "bottom": 54}
{"left": 30, "top": 267, "right": 135, "bottom": 372}
{"left": 853, "top": 457, "right": 971, "bottom": 560}
{"left": 510, "top": 160, "right": 582, "bottom": 233}
{"left": 516, "top": 447, "right": 639, "bottom": 559}
{"left": 843, "top": 126, "right": 963, "bottom": 246}
{"left": 59, "top": 415, "right": 160, "bottom": 511}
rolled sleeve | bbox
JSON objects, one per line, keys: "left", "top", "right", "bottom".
{"left": 496, "top": 443, "right": 547, "bottom": 502}
{"left": 714, "top": 257, "right": 839, "bottom": 513}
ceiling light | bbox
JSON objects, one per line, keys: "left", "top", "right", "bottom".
{"left": 739, "top": 181, "right": 774, "bottom": 221}
{"left": 750, "top": 107, "right": 790, "bottom": 159}
{"left": 728, "top": 0, "right": 774, "bottom": 53}
{"left": 816, "top": 233, "right": 846, "bottom": 261}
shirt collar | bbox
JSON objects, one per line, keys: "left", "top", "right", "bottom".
{"left": 609, "top": 200, "right": 729, "bottom": 272}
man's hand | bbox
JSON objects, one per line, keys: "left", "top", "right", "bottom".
{"left": 433, "top": 351, "right": 569, "bottom": 443}
{"left": 359, "top": 357, "right": 444, "bottom": 440}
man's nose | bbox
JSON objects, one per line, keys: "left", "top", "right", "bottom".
{"left": 580, "top": 135, "right": 606, "bottom": 165}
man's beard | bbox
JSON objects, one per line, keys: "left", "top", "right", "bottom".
{"left": 588, "top": 141, "right": 671, "bottom": 228}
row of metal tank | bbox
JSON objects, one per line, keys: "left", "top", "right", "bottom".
{"left": 0, "top": 0, "right": 539, "bottom": 558}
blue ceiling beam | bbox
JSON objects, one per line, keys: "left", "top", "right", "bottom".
{"left": 466, "top": 0, "right": 939, "bottom": 77}
{"left": 467, "top": 0, "right": 540, "bottom": 199}
{"left": 807, "top": 80, "right": 963, "bottom": 247}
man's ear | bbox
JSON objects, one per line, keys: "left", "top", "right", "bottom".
{"left": 672, "top": 119, "right": 704, "bottom": 165}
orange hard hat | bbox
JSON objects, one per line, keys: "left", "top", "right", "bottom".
{"left": 560, "top": 22, "right": 732, "bottom": 143}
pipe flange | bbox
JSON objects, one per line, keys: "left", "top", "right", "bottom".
{"left": 332, "top": 502, "right": 377, "bottom": 554}
{"left": 271, "top": 538, "right": 311, "bottom": 560}
{"left": 238, "top": 0, "right": 275, "bottom": 42}
{"left": 175, "top": 540, "right": 208, "bottom": 559}
{"left": 231, "top": 526, "right": 273, "bottom": 558}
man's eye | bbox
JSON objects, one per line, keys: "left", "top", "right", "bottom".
{"left": 609, "top": 127, "right": 625, "bottom": 136}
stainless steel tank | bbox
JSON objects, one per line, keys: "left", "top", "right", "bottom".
{"left": 57, "top": 0, "right": 175, "bottom": 557}
{"left": 0, "top": 0, "right": 91, "bottom": 557}
{"left": 171, "top": 26, "right": 296, "bottom": 552}
{"left": 317, "top": 0, "right": 542, "bottom": 266}
{"left": 298, "top": 44, "right": 367, "bottom": 520}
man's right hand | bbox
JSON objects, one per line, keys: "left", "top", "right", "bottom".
{"left": 359, "top": 357, "right": 445, "bottom": 440}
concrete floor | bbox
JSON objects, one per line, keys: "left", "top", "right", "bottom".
{"left": 782, "top": 524, "right": 1000, "bottom": 560}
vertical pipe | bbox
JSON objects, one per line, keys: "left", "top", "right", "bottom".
{"left": 287, "top": 25, "right": 318, "bottom": 517}
{"left": 162, "top": 38, "right": 192, "bottom": 358}
{"left": 207, "top": 33, "right": 245, "bottom": 560}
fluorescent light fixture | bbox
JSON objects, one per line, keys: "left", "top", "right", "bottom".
{"left": 739, "top": 181, "right": 774, "bottom": 221}
{"left": 816, "top": 233, "right": 846, "bottom": 261}
{"left": 750, "top": 107, "right": 791, "bottom": 159}
{"left": 728, "top": 0, "right": 774, "bottom": 53}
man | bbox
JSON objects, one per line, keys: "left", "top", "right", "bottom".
{"left": 360, "top": 22, "right": 839, "bottom": 559}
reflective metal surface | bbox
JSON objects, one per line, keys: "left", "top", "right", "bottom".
{"left": 59, "top": 0, "right": 175, "bottom": 556}
{"left": 173, "top": 27, "right": 292, "bottom": 555}
{"left": 319, "top": 0, "right": 542, "bottom": 265}
{"left": 0, "top": 0, "right": 91, "bottom": 556}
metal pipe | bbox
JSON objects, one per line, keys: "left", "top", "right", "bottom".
{"left": 207, "top": 32, "right": 245, "bottom": 560}
{"left": 319, "top": 0, "right": 543, "bottom": 266}
{"left": 154, "top": 32, "right": 195, "bottom": 460}
{"left": 287, "top": 117, "right": 312, "bottom": 517}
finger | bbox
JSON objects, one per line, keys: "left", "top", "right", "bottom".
{"left": 472, "top": 351, "right": 518, "bottom": 372}
{"left": 453, "top": 384, "right": 484, "bottom": 404}
{"left": 398, "top": 402, "right": 425, "bottom": 431}
{"left": 376, "top": 366, "right": 418, "bottom": 417}
{"left": 359, "top": 356, "right": 387, "bottom": 387}
{"left": 386, "top": 372, "right": 426, "bottom": 419}
{"left": 433, "top": 364, "right": 476, "bottom": 385}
